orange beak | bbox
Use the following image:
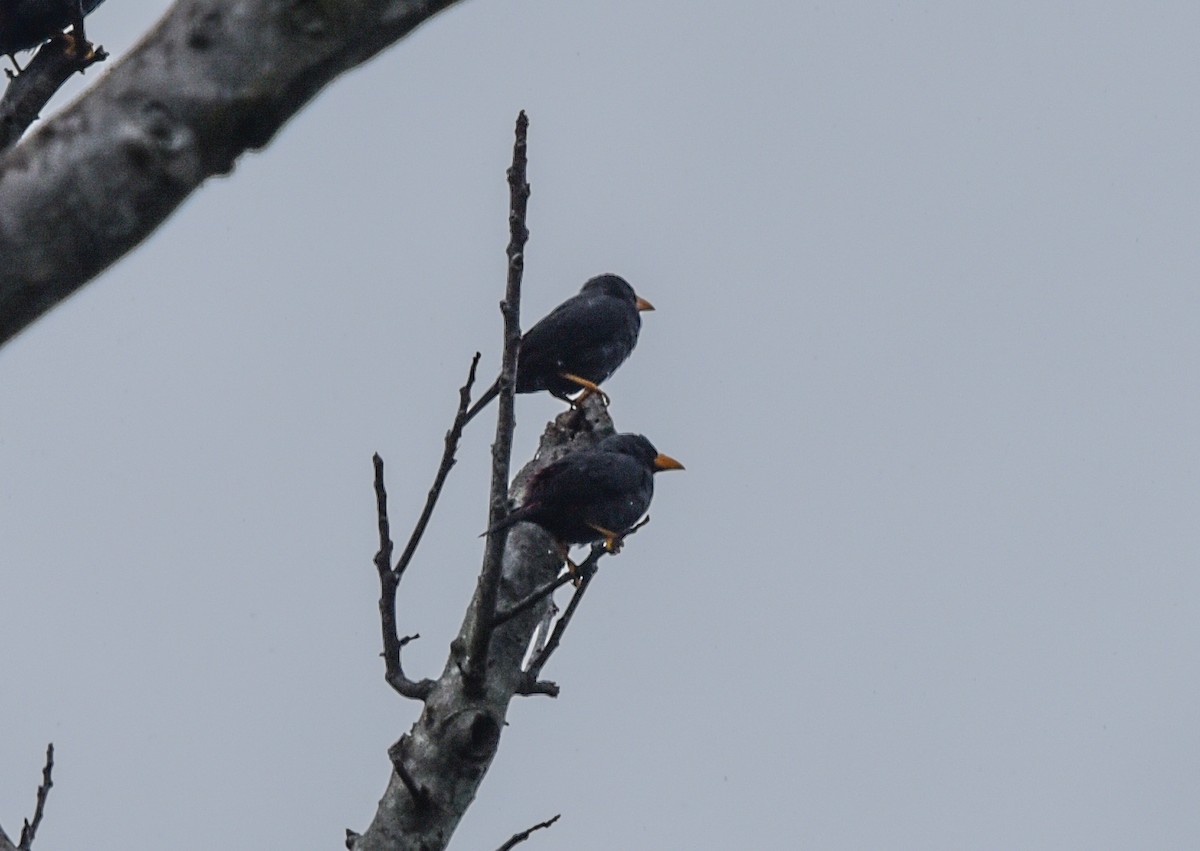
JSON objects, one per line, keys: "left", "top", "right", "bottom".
{"left": 653, "top": 453, "right": 684, "bottom": 471}
{"left": 635, "top": 295, "right": 655, "bottom": 312}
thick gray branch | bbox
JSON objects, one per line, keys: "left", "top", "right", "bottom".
{"left": 352, "top": 397, "right": 615, "bottom": 851}
{"left": 0, "top": 0, "right": 465, "bottom": 349}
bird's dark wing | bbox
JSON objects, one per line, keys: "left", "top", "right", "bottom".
{"left": 540, "top": 451, "right": 650, "bottom": 524}
{"left": 480, "top": 451, "right": 596, "bottom": 535}
{"left": 484, "top": 449, "right": 653, "bottom": 542}
{"left": 517, "top": 295, "right": 638, "bottom": 391}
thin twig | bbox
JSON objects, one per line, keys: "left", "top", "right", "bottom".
{"left": 523, "top": 547, "right": 602, "bottom": 682}
{"left": 373, "top": 455, "right": 434, "bottom": 700}
{"left": 396, "top": 352, "right": 481, "bottom": 579}
{"left": 0, "top": 37, "right": 106, "bottom": 151}
{"left": 490, "top": 568, "right": 575, "bottom": 629}
{"left": 516, "top": 678, "right": 560, "bottom": 698}
{"left": 371, "top": 355, "right": 479, "bottom": 701}
{"left": 514, "top": 517, "right": 651, "bottom": 696}
{"left": 16, "top": 743, "right": 53, "bottom": 851}
{"left": 495, "top": 814, "right": 561, "bottom": 851}
{"left": 463, "top": 110, "right": 530, "bottom": 695}
{"left": 492, "top": 527, "right": 619, "bottom": 629}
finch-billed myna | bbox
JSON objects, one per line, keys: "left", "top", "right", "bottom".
{"left": 485, "top": 433, "right": 683, "bottom": 552}
{"left": 466, "top": 274, "right": 654, "bottom": 422}
{"left": 0, "top": 0, "right": 103, "bottom": 60}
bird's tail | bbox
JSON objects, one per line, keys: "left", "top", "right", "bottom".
{"left": 481, "top": 502, "right": 542, "bottom": 537}
{"left": 463, "top": 377, "right": 501, "bottom": 424}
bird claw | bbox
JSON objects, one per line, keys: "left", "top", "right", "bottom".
{"left": 554, "top": 542, "right": 584, "bottom": 587}
{"left": 559, "top": 372, "right": 610, "bottom": 408}
{"left": 585, "top": 523, "right": 626, "bottom": 554}
{"left": 567, "top": 559, "right": 583, "bottom": 587}
{"left": 55, "top": 32, "right": 97, "bottom": 61}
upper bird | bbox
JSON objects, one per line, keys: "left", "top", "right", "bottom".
{"left": 465, "top": 274, "right": 654, "bottom": 423}
{"left": 0, "top": 0, "right": 104, "bottom": 60}
{"left": 485, "top": 433, "right": 683, "bottom": 554}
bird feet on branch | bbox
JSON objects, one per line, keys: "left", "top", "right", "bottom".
{"left": 558, "top": 372, "right": 610, "bottom": 408}
{"left": 555, "top": 542, "right": 586, "bottom": 587}
{"left": 585, "top": 522, "right": 626, "bottom": 554}
{"left": 586, "top": 514, "right": 651, "bottom": 556}
{"left": 57, "top": 32, "right": 95, "bottom": 62}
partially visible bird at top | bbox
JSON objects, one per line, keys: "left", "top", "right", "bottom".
{"left": 465, "top": 274, "right": 655, "bottom": 423}
{"left": 484, "top": 432, "right": 684, "bottom": 565}
{"left": 0, "top": 0, "right": 105, "bottom": 68}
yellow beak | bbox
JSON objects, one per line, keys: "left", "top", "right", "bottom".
{"left": 653, "top": 453, "right": 684, "bottom": 471}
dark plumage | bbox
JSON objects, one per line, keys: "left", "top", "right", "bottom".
{"left": 0, "top": 0, "right": 104, "bottom": 57}
{"left": 466, "top": 274, "right": 654, "bottom": 422}
{"left": 486, "top": 433, "right": 683, "bottom": 548}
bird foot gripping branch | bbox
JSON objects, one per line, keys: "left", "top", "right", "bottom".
{"left": 584, "top": 511, "right": 659, "bottom": 555}
{"left": 56, "top": 30, "right": 98, "bottom": 62}
{"left": 558, "top": 372, "right": 610, "bottom": 408}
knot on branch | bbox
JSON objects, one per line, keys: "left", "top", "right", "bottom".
{"left": 118, "top": 101, "right": 199, "bottom": 190}
{"left": 185, "top": 8, "right": 224, "bottom": 50}
{"left": 283, "top": 0, "right": 334, "bottom": 41}
{"left": 449, "top": 708, "right": 501, "bottom": 765}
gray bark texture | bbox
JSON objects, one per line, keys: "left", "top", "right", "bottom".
{"left": 353, "top": 398, "right": 616, "bottom": 851}
{"left": 0, "top": 0, "right": 465, "bottom": 349}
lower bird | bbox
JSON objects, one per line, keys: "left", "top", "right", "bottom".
{"left": 485, "top": 433, "right": 683, "bottom": 559}
{"left": 465, "top": 274, "right": 654, "bottom": 422}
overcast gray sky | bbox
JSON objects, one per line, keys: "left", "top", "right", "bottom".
{"left": 3, "top": 2, "right": 1199, "bottom": 848}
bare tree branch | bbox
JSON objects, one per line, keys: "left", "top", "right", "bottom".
{"left": 508, "top": 514, "right": 653, "bottom": 693}
{"left": 491, "top": 568, "right": 575, "bottom": 629}
{"left": 0, "top": 37, "right": 107, "bottom": 151}
{"left": 462, "top": 109, "right": 529, "bottom": 696}
{"left": 0, "top": 0, "right": 466, "bottom": 349}
{"left": 9, "top": 744, "right": 55, "bottom": 851}
{"left": 495, "top": 814, "right": 561, "bottom": 850}
{"left": 396, "top": 353, "right": 481, "bottom": 579}
{"left": 372, "top": 354, "right": 481, "bottom": 699}
{"left": 373, "top": 453, "right": 435, "bottom": 701}
{"left": 492, "top": 526, "right": 632, "bottom": 632}
{"left": 521, "top": 555, "right": 599, "bottom": 685}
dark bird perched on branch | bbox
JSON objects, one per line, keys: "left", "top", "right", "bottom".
{"left": 466, "top": 274, "right": 654, "bottom": 422}
{"left": 0, "top": 0, "right": 104, "bottom": 63}
{"left": 485, "top": 433, "right": 683, "bottom": 555}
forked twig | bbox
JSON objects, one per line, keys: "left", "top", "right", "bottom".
{"left": 372, "top": 354, "right": 481, "bottom": 700}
